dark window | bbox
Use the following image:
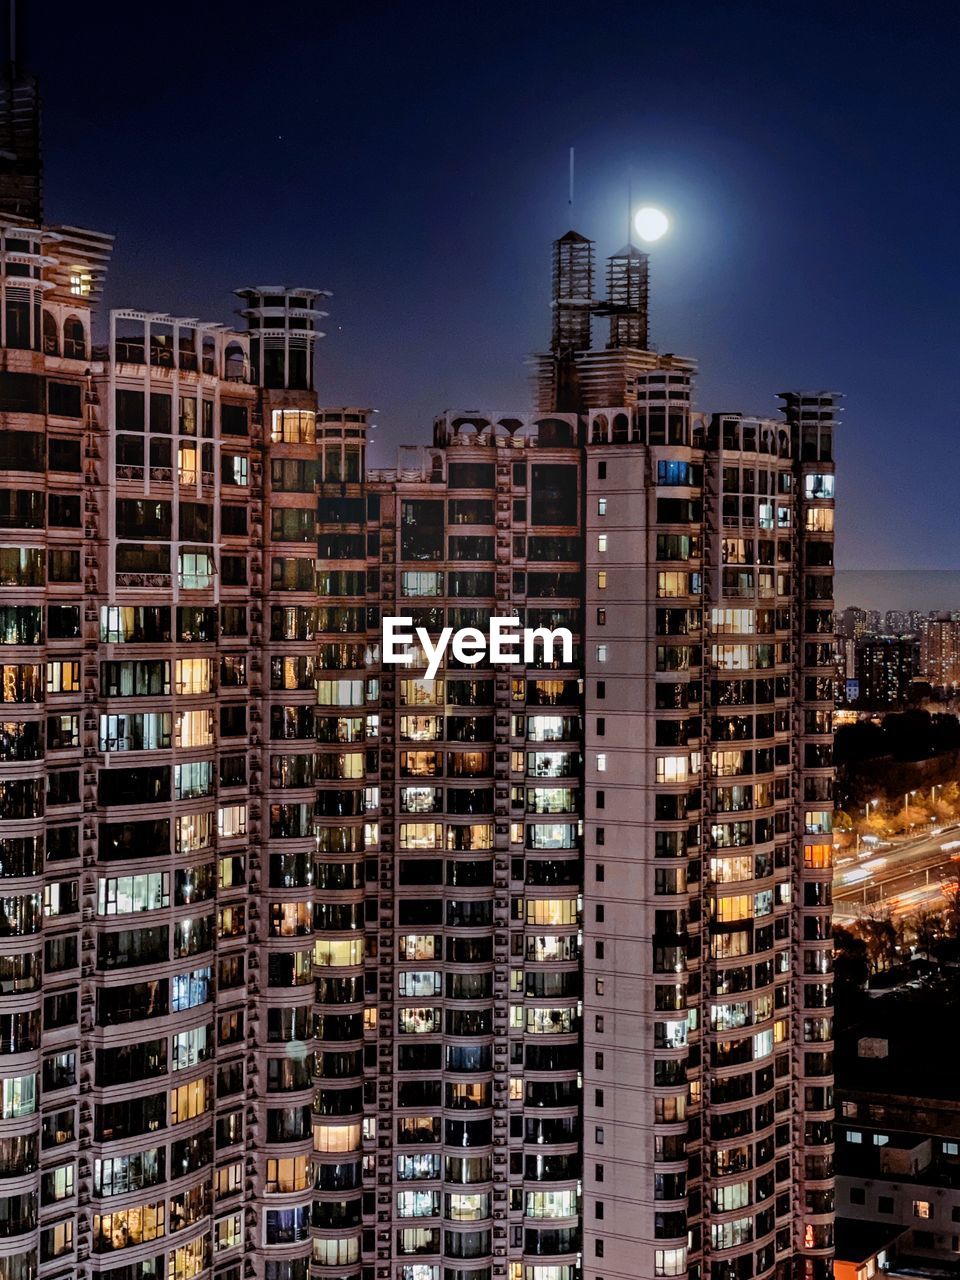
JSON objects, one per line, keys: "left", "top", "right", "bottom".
{"left": 0, "top": 431, "right": 45, "bottom": 471}
{"left": 48, "top": 494, "right": 81, "bottom": 528}
{"left": 47, "top": 382, "right": 82, "bottom": 418}
{"left": 49, "top": 550, "right": 80, "bottom": 582}
{"left": 115, "top": 499, "right": 172, "bottom": 540}
{"left": 116, "top": 389, "right": 145, "bottom": 431}
{"left": 97, "top": 766, "right": 171, "bottom": 807}
{"left": 0, "top": 489, "right": 44, "bottom": 528}
{"left": 221, "top": 403, "right": 249, "bottom": 436}
{"left": 221, "top": 505, "right": 247, "bottom": 536}
{"left": 221, "top": 555, "right": 247, "bottom": 586}
{"left": 116, "top": 434, "right": 144, "bottom": 466}
{"left": 401, "top": 500, "right": 445, "bottom": 561}
{"left": 448, "top": 462, "right": 495, "bottom": 489}
{"left": 220, "top": 705, "right": 246, "bottom": 737}
{"left": 149, "top": 392, "right": 172, "bottom": 434}
{"left": 531, "top": 465, "right": 578, "bottom": 525}
{"left": 47, "top": 605, "right": 80, "bottom": 639}
{"left": 179, "top": 502, "right": 213, "bottom": 541}
{"left": 0, "top": 373, "right": 44, "bottom": 414}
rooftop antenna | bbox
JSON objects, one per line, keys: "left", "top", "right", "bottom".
{"left": 568, "top": 146, "right": 574, "bottom": 209}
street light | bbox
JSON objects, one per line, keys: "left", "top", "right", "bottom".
{"left": 904, "top": 789, "right": 918, "bottom": 827}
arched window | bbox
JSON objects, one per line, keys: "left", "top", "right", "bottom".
{"left": 224, "top": 342, "right": 246, "bottom": 383}
{"left": 63, "top": 316, "right": 85, "bottom": 360}
{"left": 42, "top": 311, "right": 59, "bottom": 356}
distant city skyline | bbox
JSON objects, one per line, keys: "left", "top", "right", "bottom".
{"left": 835, "top": 570, "right": 960, "bottom": 614}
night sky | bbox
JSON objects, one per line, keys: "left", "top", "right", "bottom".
{"left": 31, "top": 1, "right": 960, "bottom": 574}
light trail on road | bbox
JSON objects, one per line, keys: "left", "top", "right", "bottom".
{"left": 833, "top": 823, "right": 960, "bottom": 922}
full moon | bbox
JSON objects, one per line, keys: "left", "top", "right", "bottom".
{"left": 634, "top": 206, "right": 669, "bottom": 243}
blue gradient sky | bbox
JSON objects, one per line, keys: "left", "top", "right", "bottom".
{"left": 33, "top": 0, "right": 960, "bottom": 571}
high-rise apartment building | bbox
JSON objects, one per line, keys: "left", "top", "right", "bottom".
{"left": 0, "top": 76, "right": 837, "bottom": 1280}
{"left": 853, "top": 636, "right": 919, "bottom": 707}
{"left": 920, "top": 612, "right": 960, "bottom": 687}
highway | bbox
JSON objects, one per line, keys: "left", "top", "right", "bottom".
{"left": 833, "top": 823, "right": 960, "bottom": 922}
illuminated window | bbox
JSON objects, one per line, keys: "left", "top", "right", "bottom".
{"left": 397, "top": 935, "right": 437, "bottom": 962}
{"left": 315, "top": 938, "right": 364, "bottom": 967}
{"left": 914, "top": 1201, "right": 932, "bottom": 1220}
{"left": 805, "top": 473, "right": 835, "bottom": 499}
{"left": 176, "top": 709, "right": 213, "bottom": 748}
{"left": 805, "top": 506, "right": 834, "bottom": 531}
{"left": 317, "top": 678, "right": 365, "bottom": 706}
{"left": 657, "top": 571, "right": 689, "bottom": 598}
{"left": 0, "top": 1070, "right": 35, "bottom": 1121}
{"left": 315, "top": 1238, "right": 361, "bottom": 1266}
{"left": 656, "top": 755, "right": 688, "bottom": 784}
{"left": 176, "top": 811, "right": 214, "bottom": 854}
{"left": 596, "top": 753, "right": 607, "bottom": 773}
{"left": 44, "top": 1163, "right": 75, "bottom": 1202}
{"left": 710, "top": 607, "right": 755, "bottom": 635}
{"left": 399, "top": 678, "right": 444, "bottom": 706}
{"left": 178, "top": 550, "right": 213, "bottom": 590}
{"left": 169, "top": 1233, "right": 210, "bottom": 1280}
{"left": 217, "top": 805, "right": 247, "bottom": 840}
{"left": 92, "top": 1199, "right": 165, "bottom": 1252}
{"left": 313, "top": 1121, "right": 361, "bottom": 1153}
{"left": 69, "top": 271, "right": 92, "bottom": 297}
{"left": 172, "top": 1025, "right": 210, "bottom": 1072}
{"left": 171, "top": 967, "right": 211, "bottom": 1013}
{"left": 448, "top": 1192, "right": 488, "bottom": 1223}
{"left": 265, "top": 1156, "right": 309, "bottom": 1194}
{"left": 397, "top": 1189, "right": 441, "bottom": 1218}
{"left": 222, "top": 454, "right": 248, "bottom": 486}
{"left": 398, "top": 970, "right": 441, "bottom": 998}
{"left": 753, "top": 1029, "right": 774, "bottom": 1059}
{"left": 805, "top": 810, "right": 833, "bottom": 835}
{"left": 46, "top": 661, "right": 80, "bottom": 694}
{"left": 596, "top": 645, "right": 607, "bottom": 663}
{"left": 398, "top": 1007, "right": 440, "bottom": 1034}
{"left": 711, "top": 643, "right": 753, "bottom": 671}
{"left": 401, "top": 571, "right": 443, "bottom": 597}
{"left": 178, "top": 443, "right": 197, "bottom": 485}
{"left": 526, "top": 1189, "right": 578, "bottom": 1219}
{"left": 214, "top": 1212, "right": 242, "bottom": 1252}
{"left": 713, "top": 894, "right": 751, "bottom": 923}
{"left": 170, "top": 1078, "right": 210, "bottom": 1125}
{"left": 98, "top": 872, "right": 169, "bottom": 916}
{"left": 398, "top": 822, "right": 442, "bottom": 850}
{"left": 525, "top": 898, "right": 579, "bottom": 927}
{"left": 597, "top": 534, "right": 607, "bottom": 553}
{"left": 174, "top": 658, "right": 212, "bottom": 695}
{"left": 655, "top": 1248, "right": 687, "bottom": 1276}
{"left": 597, "top": 571, "right": 607, "bottom": 589}
{"left": 597, "top": 498, "right": 607, "bottom": 516}
{"left": 271, "top": 409, "right": 316, "bottom": 444}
